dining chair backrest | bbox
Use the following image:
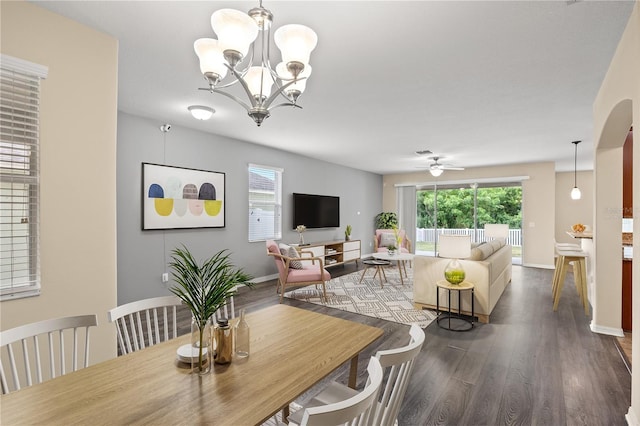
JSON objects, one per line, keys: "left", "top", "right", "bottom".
{"left": 370, "top": 324, "right": 426, "bottom": 426}
{"left": 0, "top": 314, "right": 98, "bottom": 394}
{"left": 210, "top": 286, "right": 237, "bottom": 322}
{"left": 300, "top": 357, "right": 383, "bottom": 426}
{"left": 107, "top": 295, "right": 182, "bottom": 355}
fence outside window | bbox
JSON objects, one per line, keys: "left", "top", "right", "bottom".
{"left": 415, "top": 228, "right": 522, "bottom": 246}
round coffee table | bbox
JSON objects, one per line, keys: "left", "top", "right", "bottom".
{"left": 436, "top": 280, "right": 475, "bottom": 331}
{"left": 359, "top": 259, "right": 392, "bottom": 288}
{"left": 371, "top": 252, "right": 414, "bottom": 285}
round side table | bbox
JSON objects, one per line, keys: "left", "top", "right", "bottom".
{"left": 436, "top": 280, "right": 475, "bottom": 331}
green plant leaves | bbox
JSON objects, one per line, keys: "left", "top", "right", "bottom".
{"left": 169, "top": 246, "right": 253, "bottom": 329}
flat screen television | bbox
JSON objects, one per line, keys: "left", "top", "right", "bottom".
{"left": 292, "top": 193, "right": 340, "bottom": 229}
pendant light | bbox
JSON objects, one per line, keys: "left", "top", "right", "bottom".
{"left": 571, "top": 140, "right": 582, "bottom": 200}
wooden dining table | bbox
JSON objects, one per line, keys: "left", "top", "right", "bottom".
{"left": 0, "top": 304, "right": 383, "bottom": 425}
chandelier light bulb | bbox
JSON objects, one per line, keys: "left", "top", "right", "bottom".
{"left": 211, "top": 9, "right": 259, "bottom": 60}
{"left": 276, "top": 62, "right": 312, "bottom": 96}
{"left": 274, "top": 24, "right": 318, "bottom": 69}
{"left": 193, "top": 38, "right": 228, "bottom": 82}
{"left": 245, "top": 66, "right": 274, "bottom": 99}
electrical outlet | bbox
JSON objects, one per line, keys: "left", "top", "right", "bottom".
{"left": 162, "top": 272, "right": 169, "bottom": 283}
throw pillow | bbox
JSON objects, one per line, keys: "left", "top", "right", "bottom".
{"left": 279, "top": 244, "right": 304, "bottom": 269}
{"left": 379, "top": 232, "right": 396, "bottom": 247}
{"left": 489, "top": 239, "right": 505, "bottom": 251}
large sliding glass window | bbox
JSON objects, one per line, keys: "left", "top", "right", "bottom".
{"left": 416, "top": 182, "right": 522, "bottom": 262}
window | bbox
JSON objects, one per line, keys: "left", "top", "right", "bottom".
{"left": 1, "top": 55, "right": 48, "bottom": 301}
{"left": 248, "top": 164, "right": 282, "bottom": 242}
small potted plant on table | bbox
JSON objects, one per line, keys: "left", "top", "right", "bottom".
{"left": 169, "top": 246, "right": 253, "bottom": 375}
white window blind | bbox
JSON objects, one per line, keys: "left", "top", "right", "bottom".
{"left": 248, "top": 164, "right": 282, "bottom": 242}
{"left": 0, "top": 55, "right": 48, "bottom": 301}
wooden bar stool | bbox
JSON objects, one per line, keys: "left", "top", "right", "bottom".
{"left": 553, "top": 249, "right": 589, "bottom": 315}
{"left": 552, "top": 243, "right": 582, "bottom": 297}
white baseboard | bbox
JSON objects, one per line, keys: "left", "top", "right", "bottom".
{"left": 627, "top": 406, "right": 639, "bottom": 426}
{"left": 522, "top": 263, "right": 555, "bottom": 269}
{"left": 251, "top": 273, "right": 278, "bottom": 284}
{"left": 590, "top": 321, "right": 625, "bottom": 337}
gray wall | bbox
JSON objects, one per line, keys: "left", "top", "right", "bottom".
{"left": 116, "top": 112, "right": 382, "bottom": 304}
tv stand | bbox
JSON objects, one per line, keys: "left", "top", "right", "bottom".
{"left": 297, "top": 240, "right": 361, "bottom": 268}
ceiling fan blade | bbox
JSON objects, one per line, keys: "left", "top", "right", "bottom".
{"left": 442, "top": 166, "right": 464, "bottom": 170}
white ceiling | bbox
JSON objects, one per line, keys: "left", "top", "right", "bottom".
{"left": 31, "top": 0, "right": 635, "bottom": 175}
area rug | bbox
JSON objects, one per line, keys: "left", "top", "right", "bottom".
{"left": 284, "top": 267, "right": 437, "bottom": 328}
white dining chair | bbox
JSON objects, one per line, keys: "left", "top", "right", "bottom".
{"left": 0, "top": 314, "right": 98, "bottom": 394}
{"left": 107, "top": 295, "right": 183, "bottom": 355}
{"left": 289, "top": 324, "right": 425, "bottom": 426}
{"left": 289, "top": 356, "right": 384, "bottom": 426}
{"left": 210, "top": 286, "right": 238, "bottom": 322}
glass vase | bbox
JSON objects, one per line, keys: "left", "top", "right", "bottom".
{"left": 190, "top": 316, "right": 212, "bottom": 375}
{"left": 234, "top": 308, "right": 250, "bottom": 358}
{"left": 299, "top": 233, "right": 304, "bottom": 245}
{"left": 444, "top": 258, "right": 466, "bottom": 285}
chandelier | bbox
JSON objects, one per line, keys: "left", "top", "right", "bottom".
{"left": 193, "top": 1, "right": 317, "bottom": 126}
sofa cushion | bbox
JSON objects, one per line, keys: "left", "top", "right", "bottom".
{"left": 379, "top": 232, "right": 397, "bottom": 247}
{"left": 489, "top": 239, "right": 505, "bottom": 251}
{"left": 279, "top": 243, "right": 303, "bottom": 269}
{"left": 469, "top": 243, "right": 495, "bottom": 261}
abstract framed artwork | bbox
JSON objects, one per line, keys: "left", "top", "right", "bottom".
{"left": 142, "top": 163, "right": 225, "bottom": 230}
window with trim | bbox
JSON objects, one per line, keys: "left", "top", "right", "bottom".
{"left": 248, "top": 164, "right": 282, "bottom": 242}
{"left": 1, "top": 55, "right": 48, "bottom": 301}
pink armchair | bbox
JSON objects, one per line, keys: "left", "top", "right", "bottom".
{"left": 374, "top": 229, "right": 412, "bottom": 253}
{"left": 266, "top": 240, "right": 331, "bottom": 303}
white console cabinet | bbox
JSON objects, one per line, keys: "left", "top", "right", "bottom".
{"left": 297, "top": 240, "right": 361, "bottom": 268}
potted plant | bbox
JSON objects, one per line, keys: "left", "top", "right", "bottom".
{"left": 345, "top": 224, "right": 352, "bottom": 241}
{"left": 169, "top": 246, "right": 253, "bottom": 374}
{"left": 375, "top": 212, "right": 398, "bottom": 229}
{"left": 387, "top": 244, "right": 397, "bottom": 255}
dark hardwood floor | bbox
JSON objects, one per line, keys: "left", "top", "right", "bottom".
{"left": 176, "top": 263, "right": 631, "bottom": 425}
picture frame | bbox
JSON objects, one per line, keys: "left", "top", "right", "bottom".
{"left": 142, "top": 162, "right": 225, "bottom": 230}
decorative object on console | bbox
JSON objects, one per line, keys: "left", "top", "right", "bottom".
{"left": 345, "top": 224, "right": 352, "bottom": 241}
{"left": 169, "top": 246, "right": 253, "bottom": 374}
{"left": 192, "top": 1, "right": 317, "bottom": 126}
{"left": 296, "top": 224, "right": 306, "bottom": 245}
{"left": 571, "top": 140, "right": 582, "bottom": 200}
{"left": 438, "top": 234, "right": 471, "bottom": 285}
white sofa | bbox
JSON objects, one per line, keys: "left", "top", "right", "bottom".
{"left": 413, "top": 240, "right": 512, "bottom": 323}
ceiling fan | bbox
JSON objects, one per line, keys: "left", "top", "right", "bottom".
{"left": 421, "top": 156, "right": 464, "bottom": 177}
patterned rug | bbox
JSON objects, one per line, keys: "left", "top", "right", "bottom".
{"left": 284, "top": 266, "right": 436, "bottom": 328}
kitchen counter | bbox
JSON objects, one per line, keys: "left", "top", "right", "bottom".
{"left": 567, "top": 231, "right": 593, "bottom": 239}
